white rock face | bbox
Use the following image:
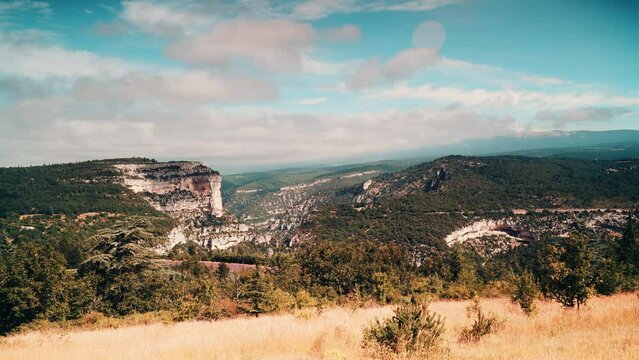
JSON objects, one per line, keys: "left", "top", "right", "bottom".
{"left": 115, "top": 161, "right": 268, "bottom": 251}
{"left": 115, "top": 162, "right": 223, "bottom": 217}
{"left": 444, "top": 219, "right": 520, "bottom": 245}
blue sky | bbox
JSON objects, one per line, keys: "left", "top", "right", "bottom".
{"left": 0, "top": 0, "right": 637, "bottom": 171}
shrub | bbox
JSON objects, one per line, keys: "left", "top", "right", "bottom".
{"left": 480, "top": 280, "right": 513, "bottom": 298}
{"left": 80, "top": 311, "right": 106, "bottom": 326}
{"left": 410, "top": 276, "right": 444, "bottom": 296}
{"left": 295, "top": 289, "right": 318, "bottom": 309}
{"left": 440, "top": 282, "right": 475, "bottom": 300}
{"left": 363, "top": 297, "right": 445, "bottom": 356}
{"left": 269, "top": 288, "right": 296, "bottom": 312}
{"left": 371, "top": 272, "right": 398, "bottom": 305}
{"left": 511, "top": 272, "right": 539, "bottom": 315}
{"left": 459, "top": 297, "right": 502, "bottom": 343}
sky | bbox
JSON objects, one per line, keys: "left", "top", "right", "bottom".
{"left": 0, "top": 0, "right": 637, "bottom": 173}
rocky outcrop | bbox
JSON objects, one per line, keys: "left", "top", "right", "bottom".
{"left": 444, "top": 219, "right": 523, "bottom": 245}
{"left": 115, "top": 161, "right": 268, "bottom": 251}
{"left": 115, "top": 162, "right": 223, "bottom": 217}
{"left": 443, "top": 210, "right": 628, "bottom": 247}
{"left": 354, "top": 166, "right": 450, "bottom": 204}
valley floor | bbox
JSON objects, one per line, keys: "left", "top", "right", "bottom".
{"left": 1, "top": 293, "right": 637, "bottom": 360}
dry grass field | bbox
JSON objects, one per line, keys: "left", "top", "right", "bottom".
{"left": 1, "top": 293, "right": 637, "bottom": 360}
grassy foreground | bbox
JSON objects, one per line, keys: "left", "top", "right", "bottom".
{"left": 0, "top": 293, "right": 637, "bottom": 360}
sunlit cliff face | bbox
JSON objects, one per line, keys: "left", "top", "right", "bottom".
{"left": 115, "top": 162, "right": 223, "bottom": 217}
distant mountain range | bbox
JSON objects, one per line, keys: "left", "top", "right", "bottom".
{"left": 373, "top": 129, "right": 639, "bottom": 163}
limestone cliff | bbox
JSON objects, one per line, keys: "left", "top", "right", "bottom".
{"left": 114, "top": 161, "right": 269, "bottom": 251}
{"left": 115, "top": 162, "right": 223, "bottom": 217}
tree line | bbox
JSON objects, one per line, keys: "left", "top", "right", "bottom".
{"left": 1, "top": 211, "right": 637, "bottom": 335}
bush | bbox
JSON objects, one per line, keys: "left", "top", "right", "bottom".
{"left": 295, "top": 289, "right": 318, "bottom": 309}
{"left": 363, "top": 297, "right": 445, "bottom": 356}
{"left": 440, "top": 282, "right": 476, "bottom": 300}
{"left": 410, "top": 276, "right": 444, "bottom": 296}
{"left": 480, "top": 280, "right": 513, "bottom": 298}
{"left": 511, "top": 272, "right": 539, "bottom": 315}
{"left": 269, "top": 288, "right": 296, "bottom": 312}
{"left": 459, "top": 297, "right": 502, "bottom": 343}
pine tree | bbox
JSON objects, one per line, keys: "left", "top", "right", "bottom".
{"left": 241, "top": 269, "right": 270, "bottom": 317}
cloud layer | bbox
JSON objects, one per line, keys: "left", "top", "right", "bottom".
{"left": 0, "top": 0, "right": 637, "bottom": 171}
{"left": 166, "top": 18, "right": 317, "bottom": 72}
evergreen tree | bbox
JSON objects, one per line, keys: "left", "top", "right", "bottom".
{"left": 77, "top": 219, "right": 169, "bottom": 315}
{"left": 617, "top": 211, "right": 639, "bottom": 275}
{"left": 217, "top": 263, "right": 230, "bottom": 280}
{"left": 241, "top": 269, "right": 270, "bottom": 317}
{"left": 541, "top": 236, "right": 595, "bottom": 310}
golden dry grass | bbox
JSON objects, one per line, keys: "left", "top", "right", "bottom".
{"left": 1, "top": 293, "right": 637, "bottom": 360}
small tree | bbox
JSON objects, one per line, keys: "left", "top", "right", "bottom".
{"left": 217, "top": 263, "right": 230, "bottom": 280}
{"left": 511, "top": 272, "right": 539, "bottom": 315}
{"left": 542, "top": 236, "right": 595, "bottom": 310}
{"left": 363, "top": 297, "right": 445, "bottom": 356}
{"left": 459, "top": 296, "right": 502, "bottom": 343}
{"left": 371, "top": 272, "right": 394, "bottom": 305}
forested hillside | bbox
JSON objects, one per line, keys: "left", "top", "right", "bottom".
{"left": 302, "top": 156, "right": 639, "bottom": 246}
{"left": 0, "top": 158, "right": 160, "bottom": 217}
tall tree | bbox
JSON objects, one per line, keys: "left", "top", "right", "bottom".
{"left": 240, "top": 269, "right": 270, "bottom": 317}
{"left": 617, "top": 211, "right": 639, "bottom": 274}
{"left": 77, "top": 219, "right": 169, "bottom": 315}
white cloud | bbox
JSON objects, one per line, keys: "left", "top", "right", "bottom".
{"left": 536, "top": 107, "right": 632, "bottom": 127}
{"left": 297, "top": 97, "right": 328, "bottom": 105}
{"left": 0, "top": 0, "right": 51, "bottom": 16}
{"left": 115, "top": 0, "right": 457, "bottom": 27}
{"left": 521, "top": 75, "right": 571, "bottom": 86}
{"left": 346, "top": 20, "right": 443, "bottom": 89}
{"left": 347, "top": 48, "right": 440, "bottom": 89}
{"left": 0, "top": 76, "right": 62, "bottom": 99}
{"left": 432, "top": 58, "right": 578, "bottom": 90}
{"left": 166, "top": 17, "right": 317, "bottom": 72}
{"left": 300, "top": 55, "right": 350, "bottom": 75}
{"left": 0, "top": 101, "right": 517, "bottom": 168}
{"left": 0, "top": 32, "right": 146, "bottom": 79}
{"left": 0, "top": 29, "right": 278, "bottom": 104}
{"left": 384, "top": 48, "right": 439, "bottom": 79}
{"left": 120, "top": 0, "right": 213, "bottom": 36}
{"left": 364, "top": 84, "right": 639, "bottom": 109}
{"left": 293, "top": 0, "right": 458, "bottom": 20}
{"left": 73, "top": 70, "right": 278, "bottom": 104}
